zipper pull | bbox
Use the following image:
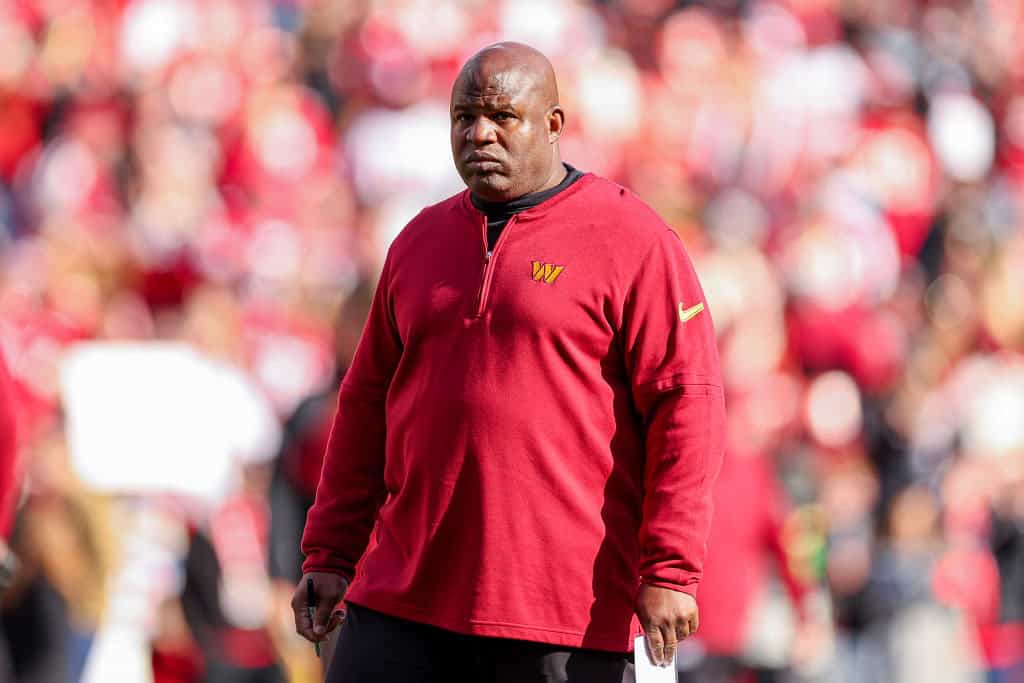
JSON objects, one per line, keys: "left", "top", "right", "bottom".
{"left": 485, "top": 250, "right": 492, "bottom": 262}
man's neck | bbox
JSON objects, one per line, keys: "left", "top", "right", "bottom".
{"left": 530, "top": 160, "right": 569, "bottom": 197}
{"left": 475, "top": 161, "right": 569, "bottom": 207}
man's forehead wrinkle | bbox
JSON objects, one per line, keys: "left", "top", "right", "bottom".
{"left": 452, "top": 69, "right": 537, "bottom": 110}
{"left": 456, "top": 94, "right": 515, "bottom": 107}
{"left": 462, "top": 64, "right": 534, "bottom": 92}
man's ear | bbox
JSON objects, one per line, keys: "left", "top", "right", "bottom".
{"left": 547, "top": 106, "right": 565, "bottom": 143}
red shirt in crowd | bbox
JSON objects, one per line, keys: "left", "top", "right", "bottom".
{"left": 0, "top": 352, "right": 19, "bottom": 541}
{"left": 696, "top": 446, "right": 810, "bottom": 655}
{"left": 301, "top": 174, "right": 726, "bottom": 651}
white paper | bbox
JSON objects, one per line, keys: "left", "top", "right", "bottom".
{"left": 634, "top": 635, "right": 678, "bottom": 683}
{"left": 60, "top": 342, "right": 280, "bottom": 501}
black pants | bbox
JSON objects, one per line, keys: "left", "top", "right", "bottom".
{"left": 327, "top": 604, "right": 636, "bottom": 683}
{"left": 0, "top": 575, "right": 70, "bottom": 683}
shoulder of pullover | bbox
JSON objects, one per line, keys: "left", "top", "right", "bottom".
{"left": 567, "top": 174, "right": 678, "bottom": 264}
{"left": 575, "top": 175, "right": 670, "bottom": 234}
{"left": 385, "top": 191, "right": 468, "bottom": 265}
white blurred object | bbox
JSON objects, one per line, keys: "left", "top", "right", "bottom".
{"left": 928, "top": 93, "right": 995, "bottom": 182}
{"left": 120, "top": 0, "right": 199, "bottom": 77}
{"left": 892, "top": 604, "right": 982, "bottom": 683}
{"left": 743, "top": 590, "right": 797, "bottom": 667}
{"left": 344, "top": 101, "right": 462, "bottom": 206}
{"left": 576, "top": 49, "right": 640, "bottom": 140}
{"left": 394, "top": 0, "right": 470, "bottom": 57}
{"left": 963, "top": 362, "right": 1024, "bottom": 458}
{"left": 81, "top": 504, "right": 187, "bottom": 683}
{"left": 911, "top": 354, "right": 1024, "bottom": 461}
{"left": 255, "top": 107, "right": 319, "bottom": 181}
{"left": 499, "top": 0, "right": 573, "bottom": 55}
{"left": 806, "top": 371, "right": 863, "bottom": 448}
{"left": 61, "top": 342, "right": 281, "bottom": 501}
{"left": 633, "top": 634, "right": 676, "bottom": 683}
{"left": 80, "top": 625, "right": 152, "bottom": 683}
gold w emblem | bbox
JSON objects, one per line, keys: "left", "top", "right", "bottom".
{"left": 531, "top": 261, "right": 565, "bottom": 284}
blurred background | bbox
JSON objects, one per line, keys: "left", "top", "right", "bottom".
{"left": 0, "top": 0, "right": 1022, "bottom": 681}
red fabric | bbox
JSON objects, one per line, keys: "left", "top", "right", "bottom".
{"left": 302, "top": 174, "right": 725, "bottom": 651}
{"left": 694, "top": 448, "right": 810, "bottom": 655}
{"left": 974, "top": 622, "right": 1024, "bottom": 669}
{"left": 0, "top": 95, "right": 41, "bottom": 181}
{"left": 217, "top": 628, "right": 278, "bottom": 669}
{"left": 151, "top": 645, "right": 204, "bottom": 683}
{"left": 0, "top": 353, "right": 20, "bottom": 540}
{"left": 285, "top": 401, "right": 335, "bottom": 499}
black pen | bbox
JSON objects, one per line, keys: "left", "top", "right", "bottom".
{"left": 306, "top": 577, "right": 321, "bottom": 657}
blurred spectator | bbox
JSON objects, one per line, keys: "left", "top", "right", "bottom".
{"left": 681, "top": 441, "right": 824, "bottom": 683}
{"left": 267, "top": 278, "right": 374, "bottom": 587}
{"left": 179, "top": 467, "right": 285, "bottom": 683}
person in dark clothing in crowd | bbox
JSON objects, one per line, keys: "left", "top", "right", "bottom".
{"left": 291, "top": 42, "right": 726, "bottom": 683}
{"left": 267, "top": 280, "right": 375, "bottom": 587}
{"left": 181, "top": 528, "right": 285, "bottom": 683}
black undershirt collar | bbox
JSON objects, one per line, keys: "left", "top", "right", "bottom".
{"left": 471, "top": 163, "right": 584, "bottom": 251}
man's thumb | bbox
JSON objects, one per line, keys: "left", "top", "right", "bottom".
{"left": 313, "top": 599, "right": 333, "bottom": 636}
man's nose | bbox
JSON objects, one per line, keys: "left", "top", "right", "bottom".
{"left": 467, "top": 117, "right": 498, "bottom": 145}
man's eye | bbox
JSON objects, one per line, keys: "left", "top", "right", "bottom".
{"left": 493, "top": 112, "right": 513, "bottom": 121}
{"left": 455, "top": 114, "right": 472, "bottom": 123}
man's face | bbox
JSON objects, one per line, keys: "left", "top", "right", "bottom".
{"left": 450, "top": 66, "right": 554, "bottom": 202}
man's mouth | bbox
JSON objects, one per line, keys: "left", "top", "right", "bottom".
{"left": 465, "top": 152, "right": 502, "bottom": 167}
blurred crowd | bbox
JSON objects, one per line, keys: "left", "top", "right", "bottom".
{"left": 1, "top": 0, "right": 1023, "bottom": 681}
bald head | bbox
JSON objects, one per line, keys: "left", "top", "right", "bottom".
{"left": 450, "top": 42, "right": 566, "bottom": 202}
{"left": 456, "top": 42, "right": 560, "bottom": 110}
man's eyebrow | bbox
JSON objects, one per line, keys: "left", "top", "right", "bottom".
{"left": 453, "top": 97, "right": 518, "bottom": 111}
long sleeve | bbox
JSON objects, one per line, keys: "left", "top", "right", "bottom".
{"left": 620, "top": 229, "right": 726, "bottom": 597}
{"left": 301, "top": 253, "right": 403, "bottom": 580}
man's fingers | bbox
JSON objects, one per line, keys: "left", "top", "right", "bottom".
{"left": 291, "top": 592, "right": 316, "bottom": 642}
{"left": 645, "top": 627, "right": 665, "bottom": 666}
{"left": 661, "top": 623, "right": 678, "bottom": 668}
{"left": 326, "top": 609, "right": 346, "bottom": 634}
{"left": 675, "top": 620, "right": 689, "bottom": 642}
{"left": 313, "top": 599, "right": 334, "bottom": 639}
{"left": 292, "top": 574, "right": 349, "bottom": 643}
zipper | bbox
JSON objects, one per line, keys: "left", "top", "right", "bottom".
{"left": 474, "top": 214, "right": 517, "bottom": 317}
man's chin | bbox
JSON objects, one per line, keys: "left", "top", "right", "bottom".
{"left": 466, "top": 172, "right": 515, "bottom": 202}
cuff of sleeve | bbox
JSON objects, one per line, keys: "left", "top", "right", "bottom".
{"left": 640, "top": 577, "right": 699, "bottom": 599}
{"left": 301, "top": 549, "right": 355, "bottom": 584}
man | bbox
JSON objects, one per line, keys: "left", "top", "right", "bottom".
{"left": 292, "top": 42, "right": 725, "bottom": 682}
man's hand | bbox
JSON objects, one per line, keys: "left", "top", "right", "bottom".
{"left": 292, "top": 572, "right": 348, "bottom": 644}
{"left": 635, "top": 584, "right": 698, "bottom": 667}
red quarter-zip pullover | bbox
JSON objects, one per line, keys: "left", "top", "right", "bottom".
{"left": 302, "top": 173, "right": 725, "bottom": 652}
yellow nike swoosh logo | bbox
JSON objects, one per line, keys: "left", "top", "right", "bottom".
{"left": 678, "top": 302, "right": 705, "bottom": 322}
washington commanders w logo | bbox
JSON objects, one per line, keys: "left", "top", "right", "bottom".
{"left": 531, "top": 261, "right": 565, "bottom": 284}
